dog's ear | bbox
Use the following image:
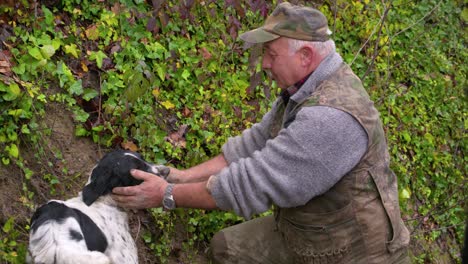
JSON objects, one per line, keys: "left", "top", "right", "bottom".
{"left": 82, "top": 181, "right": 101, "bottom": 206}
{"left": 82, "top": 164, "right": 117, "bottom": 206}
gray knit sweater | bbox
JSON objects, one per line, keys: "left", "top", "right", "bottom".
{"left": 207, "top": 51, "right": 368, "bottom": 219}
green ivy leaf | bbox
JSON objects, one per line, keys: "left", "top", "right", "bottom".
{"left": 424, "top": 133, "right": 435, "bottom": 146}
{"left": 64, "top": 44, "right": 80, "bottom": 58}
{"left": 28, "top": 47, "right": 43, "bottom": 60}
{"left": 69, "top": 79, "right": 83, "bottom": 95}
{"left": 462, "top": 7, "right": 468, "bottom": 22}
{"left": 24, "top": 168, "right": 34, "bottom": 180}
{"left": 89, "top": 51, "right": 108, "bottom": 69}
{"left": 55, "top": 62, "right": 74, "bottom": 87}
{"left": 2, "top": 83, "right": 21, "bottom": 101}
{"left": 1, "top": 157, "right": 9, "bottom": 165}
{"left": 399, "top": 188, "right": 411, "bottom": 200}
{"left": 0, "top": 81, "right": 6, "bottom": 92}
{"left": 21, "top": 124, "right": 30, "bottom": 134}
{"left": 74, "top": 109, "right": 89, "bottom": 122}
{"left": 83, "top": 88, "right": 99, "bottom": 101}
{"left": 52, "top": 38, "right": 62, "bottom": 50}
{"left": 156, "top": 65, "right": 166, "bottom": 81}
{"left": 75, "top": 126, "right": 89, "bottom": 137}
{"left": 8, "top": 109, "right": 23, "bottom": 117}
{"left": 7, "top": 131, "right": 17, "bottom": 141}
{"left": 12, "top": 62, "right": 25, "bottom": 75}
{"left": 42, "top": 5, "right": 54, "bottom": 25}
{"left": 181, "top": 69, "right": 190, "bottom": 80}
{"left": 40, "top": 44, "right": 56, "bottom": 59}
{"left": 401, "top": 131, "right": 411, "bottom": 142}
{"left": 2, "top": 217, "right": 14, "bottom": 233}
{"left": 6, "top": 144, "right": 19, "bottom": 158}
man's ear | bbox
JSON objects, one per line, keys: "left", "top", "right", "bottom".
{"left": 299, "top": 46, "right": 314, "bottom": 66}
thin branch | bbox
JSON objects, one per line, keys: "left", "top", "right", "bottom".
{"left": 332, "top": 0, "right": 337, "bottom": 36}
{"left": 350, "top": 1, "right": 389, "bottom": 67}
{"left": 354, "top": 0, "right": 443, "bottom": 83}
{"left": 361, "top": 1, "right": 392, "bottom": 81}
{"left": 390, "top": 0, "right": 443, "bottom": 40}
{"left": 411, "top": 223, "right": 465, "bottom": 234}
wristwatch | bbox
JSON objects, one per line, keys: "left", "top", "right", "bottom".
{"left": 162, "top": 183, "right": 176, "bottom": 210}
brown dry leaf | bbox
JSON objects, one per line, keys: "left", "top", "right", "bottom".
{"left": 152, "top": 87, "right": 160, "bottom": 98}
{"left": 109, "top": 42, "right": 121, "bottom": 55}
{"left": 182, "top": 106, "right": 191, "bottom": 117}
{"left": 85, "top": 25, "right": 99, "bottom": 40}
{"left": 199, "top": 47, "right": 212, "bottom": 60}
{"left": 81, "top": 60, "right": 89, "bottom": 72}
{"left": 146, "top": 17, "right": 158, "bottom": 33}
{"left": 166, "top": 124, "right": 188, "bottom": 148}
{"left": 121, "top": 141, "right": 139, "bottom": 152}
{"left": 232, "top": 106, "right": 242, "bottom": 118}
{"left": 0, "top": 51, "right": 12, "bottom": 76}
{"left": 152, "top": 0, "right": 165, "bottom": 12}
{"left": 111, "top": 2, "right": 121, "bottom": 15}
{"left": 167, "top": 133, "right": 186, "bottom": 148}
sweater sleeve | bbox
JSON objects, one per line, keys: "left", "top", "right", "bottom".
{"left": 207, "top": 106, "right": 368, "bottom": 219}
{"left": 221, "top": 100, "right": 280, "bottom": 164}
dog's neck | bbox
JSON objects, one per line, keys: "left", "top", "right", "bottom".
{"left": 78, "top": 192, "right": 118, "bottom": 207}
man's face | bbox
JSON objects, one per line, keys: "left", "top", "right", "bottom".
{"left": 261, "top": 37, "right": 302, "bottom": 89}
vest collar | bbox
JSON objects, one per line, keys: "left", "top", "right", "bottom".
{"left": 287, "top": 51, "right": 344, "bottom": 105}
{"left": 280, "top": 73, "right": 311, "bottom": 104}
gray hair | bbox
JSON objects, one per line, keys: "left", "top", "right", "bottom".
{"left": 288, "top": 39, "right": 336, "bottom": 57}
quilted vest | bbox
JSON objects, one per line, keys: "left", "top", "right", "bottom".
{"left": 270, "top": 64, "right": 410, "bottom": 263}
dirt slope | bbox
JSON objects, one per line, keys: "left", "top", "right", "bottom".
{"left": 0, "top": 103, "right": 209, "bottom": 263}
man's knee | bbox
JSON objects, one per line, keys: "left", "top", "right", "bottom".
{"left": 210, "top": 231, "right": 229, "bottom": 264}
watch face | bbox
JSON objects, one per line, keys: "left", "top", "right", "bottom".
{"left": 163, "top": 196, "right": 176, "bottom": 210}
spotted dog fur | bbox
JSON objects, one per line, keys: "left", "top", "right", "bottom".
{"left": 27, "top": 150, "right": 169, "bottom": 264}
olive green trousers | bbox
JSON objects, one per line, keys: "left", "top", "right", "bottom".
{"left": 210, "top": 215, "right": 292, "bottom": 263}
{"left": 209, "top": 215, "right": 410, "bottom": 264}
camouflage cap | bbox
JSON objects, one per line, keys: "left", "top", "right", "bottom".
{"left": 240, "top": 2, "right": 331, "bottom": 43}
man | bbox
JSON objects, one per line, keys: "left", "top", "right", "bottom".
{"left": 112, "top": 2, "right": 410, "bottom": 263}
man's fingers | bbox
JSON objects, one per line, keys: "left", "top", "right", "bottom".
{"left": 130, "top": 169, "right": 155, "bottom": 181}
{"left": 113, "top": 186, "right": 138, "bottom": 196}
{"left": 111, "top": 193, "right": 146, "bottom": 209}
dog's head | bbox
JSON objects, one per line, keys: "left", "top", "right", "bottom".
{"left": 82, "top": 150, "right": 170, "bottom": 206}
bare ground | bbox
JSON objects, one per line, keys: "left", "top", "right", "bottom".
{"left": 0, "top": 103, "right": 209, "bottom": 264}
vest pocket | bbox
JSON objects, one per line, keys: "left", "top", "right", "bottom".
{"left": 278, "top": 204, "right": 364, "bottom": 263}
{"left": 368, "top": 164, "right": 410, "bottom": 253}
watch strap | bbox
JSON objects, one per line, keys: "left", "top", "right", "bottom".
{"left": 163, "top": 183, "right": 176, "bottom": 210}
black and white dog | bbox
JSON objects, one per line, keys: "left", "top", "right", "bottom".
{"left": 27, "top": 150, "right": 169, "bottom": 264}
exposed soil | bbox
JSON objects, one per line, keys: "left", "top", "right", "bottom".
{"left": 0, "top": 103, "right": 209, "bottom": 263}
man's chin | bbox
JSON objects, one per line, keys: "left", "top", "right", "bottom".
{"left": 276, "top": 82, "right": 286, "bottom": 89}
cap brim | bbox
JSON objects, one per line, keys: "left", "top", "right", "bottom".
{"left": 239, "top": 28, "right": 280, "bottom": 43}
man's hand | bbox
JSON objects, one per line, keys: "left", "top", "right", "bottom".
{"left": 160, "top": 154, "right": 228, "bottom": 183}
{"left": 166, "top": 167, "right": 189, "bottom": 183}
{"left": 112, "top": 169, "right": 168, "bottom": 209}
